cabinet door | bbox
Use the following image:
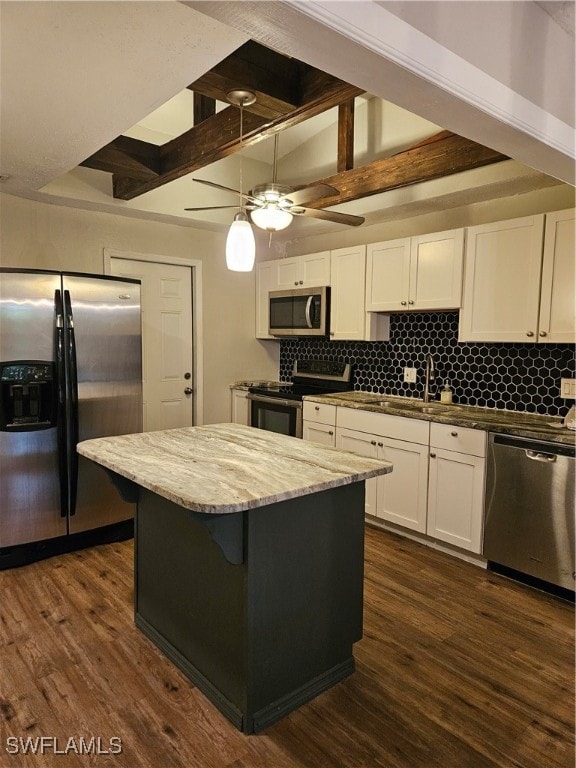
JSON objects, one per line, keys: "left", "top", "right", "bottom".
{"left": 427, "top": 449, "right": 485, "bottom": 553}
{"left": 366, "top": 238, "right": 411, "bottom": 311}
{"left": 300, "top": 252, "right": 331, "bottom": 287}
{"left": 459, "top": 215, "right": 545, "bottom": 342}
{"left": 336, "top": 428, "right": 378, "bottom": 518}
{"left": 302, "top": 421, "right": 335, "bottom": 446}
{"left": 539, "top": 209, "right": 576, "bottom": 343}
{"left": 276, "top": 257, "right": 301, "bottom": 289}
{"left": 255, "top": 260, "right": 278, "bottom": 339}
{"left": 231, "top": 389, "right": 250, "bottom": 425}
{"left": 330, "top": 245, "right": 369, "bottom": 341}
{"left": 409, "top": 228, "right": 464, "bottom": 310}
{"left": 376, "top": 437, "right": 429, "bottom": 533}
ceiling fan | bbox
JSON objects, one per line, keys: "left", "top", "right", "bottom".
{"left": 184, "top": 92, "right": 364, "bottom": 232}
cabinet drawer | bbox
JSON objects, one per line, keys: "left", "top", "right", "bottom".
{"left": 337, "top": 407, "right": 429, "bottom": 444}
{"left": 430, "top": 422, "right": 486, "bottom": 457}
{"left": 303, "top": 401, "right": 337, "bottom": 425}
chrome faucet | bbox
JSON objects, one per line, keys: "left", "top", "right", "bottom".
{"left": 423, "top": 354, "right": 436, "bottom": 403}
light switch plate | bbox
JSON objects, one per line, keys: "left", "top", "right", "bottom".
{"left": 560, "top": 378, "right": 576, "bottom": 398}
{"left": 404, "top": 367, "right": 417, "bottom": 383}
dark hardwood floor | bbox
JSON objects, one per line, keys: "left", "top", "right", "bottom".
{"left": 0, "top": 525, "right": 573, "bottom": 767}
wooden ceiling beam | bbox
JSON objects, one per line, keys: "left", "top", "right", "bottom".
{"left": 300, "top": 132, "right": 509, "bottom": 209}
{"left": 337, "top": 100, "right": 355, "bottom": 173}
{"left": 193, "top": 93, "right": 215, "bottom": 125}
{"left": 189, "top": 40, "right": 300, "bottom": 120}
{"left": 112, "top": 81, "right": 363, "bottom": 200}
{"left": 80, "top": 136, "right": 160, "bottom": 180}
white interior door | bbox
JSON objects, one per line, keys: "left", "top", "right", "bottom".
{"left": 110, "top": 258, "right": 194, "bottom": 432}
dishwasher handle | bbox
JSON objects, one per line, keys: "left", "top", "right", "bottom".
{"left": 526, "top": 449, "right": 557, "bottom": 463}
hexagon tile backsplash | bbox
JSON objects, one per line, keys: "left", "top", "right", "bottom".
{"left": 280, "top": 312, "right": 576, "bottom": 417}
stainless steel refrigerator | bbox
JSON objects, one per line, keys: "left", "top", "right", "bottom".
{"left": 0, "top": 270, "right": 142, "bottom": 565}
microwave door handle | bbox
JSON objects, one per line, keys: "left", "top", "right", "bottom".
{"left": 305, "top": 295, "right": 314, "bottom": 328}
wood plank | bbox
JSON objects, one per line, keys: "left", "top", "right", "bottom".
{"left": 193, "top": 93, "right": 215, "bottom": 126}
{"left": 80, "top": 136, "right": 160, "bottom": 180}
{"left": 338, "top": 100, "right": 355, "bottom": 172}
{"left": 113, "top": 83, "right": 363, "bottom": 200}
{"left": 189, "top": 40, "right": 300, "bottom": 120}
{"left": 304, "top": 132, "right": 509, "bottom": 209}
{"left": 0, "top": 526, "right": 572, "bottom": 767}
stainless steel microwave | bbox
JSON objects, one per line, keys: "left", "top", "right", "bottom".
{"left": 268, "top": 286, "right": 330, "bottom": 337}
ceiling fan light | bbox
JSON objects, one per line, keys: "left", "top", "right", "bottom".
{"left": 226, "top": 212, "right": 255, "bottom": 272}
{"left": 250, "top": 206, "right": 294, "bottom": 232}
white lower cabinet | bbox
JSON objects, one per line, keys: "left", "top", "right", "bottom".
{"left": 231, "top": 388, "right": 250, "bottom": 425}
{"left": 426, "top": 423, "right": 486, "bottom": 554}
{"left": 335, "top": 406, "right": 487, "bottom": 555}
{"left": 336, "top": 427, "right": 429, "bottom": 530}
{"left": 302, "top": 400, "right": 337, "bottom": 447}
{"left": 302, "top": 421, "right": 335, "bottom": 446}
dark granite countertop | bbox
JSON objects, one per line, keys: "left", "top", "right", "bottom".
{"left": 303, "top": 391, "right": 576, "bottom": 446}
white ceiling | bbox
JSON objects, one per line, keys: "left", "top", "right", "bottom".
{"left": 0, "top": 0, "right": 573, "bottom": 241}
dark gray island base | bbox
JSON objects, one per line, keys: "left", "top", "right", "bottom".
{"left": 77, "top": 425, "right": 392, "bottom": 733}
{"left": 135, "top": 482, "right": 365, "bottom": 734}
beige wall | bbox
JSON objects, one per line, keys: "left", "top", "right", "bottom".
{"left": 0, "top": 193, "right": 279, "bottom": 425}
{"left": 284, "top": 185, "right": 576, "bottom": 256}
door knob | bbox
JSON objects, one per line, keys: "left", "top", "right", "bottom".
{"left": 184, "top": 387, "right": 193, "bottom": 395}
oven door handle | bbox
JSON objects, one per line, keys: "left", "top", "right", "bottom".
{"left": 247, "top": 393, "right": 302, "bottom": 409}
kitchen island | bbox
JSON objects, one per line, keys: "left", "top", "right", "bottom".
{"left": 77, "top": 424, "right": 393, "bottom": 733}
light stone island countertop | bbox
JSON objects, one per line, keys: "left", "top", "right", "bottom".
{"left": 77, "top": 423, "right": 393, "bottom": 515}
{"left": 304, "top": 391, "right": 576, "bottom": 446}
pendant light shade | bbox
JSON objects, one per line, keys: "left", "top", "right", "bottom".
{"left": 250, "top": 205, "right": 294, "bottom": 232}
{"left": 225, "top": 89, "right": 257, "bottom": 272}
{"left": 226, "top": 211, "right": 255, "bottom": 272}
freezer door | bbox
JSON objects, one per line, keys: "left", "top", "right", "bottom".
{"left": 0, "top": 271, "right": 67, "bottom": 547}
{"left": 63, "top": 274, "right": 142, "bottom": 533}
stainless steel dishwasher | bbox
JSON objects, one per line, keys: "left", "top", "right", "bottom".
{"left": 484, "top": 433, "right": 575, "bottom": 592}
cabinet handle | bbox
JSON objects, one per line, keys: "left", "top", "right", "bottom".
{"left": 299, "top": 280, "right": 303, "bottom": 285}
{"left": 401, "top": 300, "right": 407, "bottom": 306}
{"left": 408, "top": 300, "right": 414, "bottom": 305}
{"left": 330, "top": 332, "right": 335, "bottom": 337}
{"left": 315, "top": 406, "right": 320, "bottom": 411}
{"left": 526, "top": 331, "right": 534, "bottom": 337}
{"left": 294, "top": 281, "right": 298, "bottom": 286}
{"left": 377, "top": 442, "right": 383, "bottom": 447}
{"left": 450, "top": 431, "right": 458, "bottom": 437}
{"left": 328, "top": 430, "right": 334, "bottom": 436}
{"left": 370, "top": 440, "right": 377, "bottom": 446}
{"left": 430, "top": 453, "right": 436, "bottom": 458}
{"left": 539, "top": 331, "right": 547, "bottom": 337}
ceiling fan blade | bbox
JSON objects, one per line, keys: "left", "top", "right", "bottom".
{"left": 184, "top": 205, "right": 239, "bottom": 211}
{"left": 284, "top": 184, "right": 340, "bottom": 206}
{"left": 291, "top": 206, "right": 365, "bottom": 227}
{"left": 193, "top": 177, "right": 260, "bottom": 205}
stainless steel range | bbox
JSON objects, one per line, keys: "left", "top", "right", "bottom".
{"left": 248, "top": 360, "right": 352, "bottom": 438}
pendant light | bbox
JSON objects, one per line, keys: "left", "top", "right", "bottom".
{"left": 225, "top": 90, "right": 256, "bottom": 272}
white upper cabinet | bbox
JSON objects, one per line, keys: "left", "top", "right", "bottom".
{"left": 459, "top": 214, "right": 546, "bottom": 343}
{"left": 538, "top": 209, "right": 576, "bottom": 344}
{"left": 366, "top": 229, "right": 464, "bottom": 312}
{"left": 330, "top": 245, "right": 390, "bottom": 342}
{"left": 275, "top": 252, "right": 331, "bottom": 290}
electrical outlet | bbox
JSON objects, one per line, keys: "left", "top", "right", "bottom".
{"left": 404, "top": 367, "right": 417, "bottom": 383}
{"left": 560, "top": 378, "right": 576, "bottom": 398}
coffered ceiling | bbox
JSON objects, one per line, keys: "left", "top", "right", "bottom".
{"left": 0, "top": 1, "right": 573, "bottom": 240}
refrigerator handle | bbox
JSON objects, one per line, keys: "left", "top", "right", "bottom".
{"left": 64, "top": 290, "right": 79, "bottom": 516}
{"left": 55, "top": 290, "right": 69, "bottom": 518}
